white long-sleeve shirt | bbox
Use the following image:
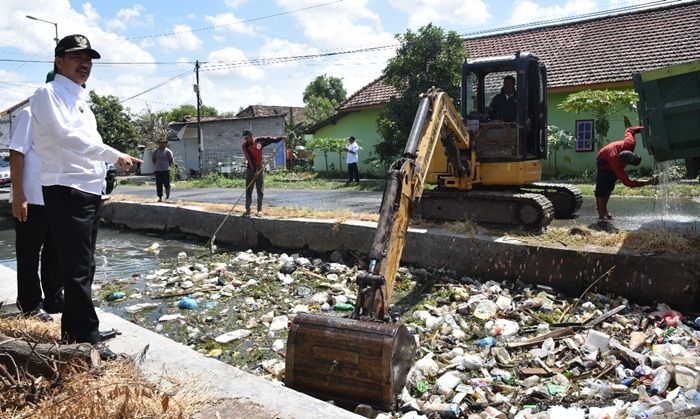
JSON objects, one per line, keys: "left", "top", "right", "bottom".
{"left": 9, "top": 107, "right": 44, "bottom": 205}
{"left": 29, "top": 74, "right": 121, "bottom": 196}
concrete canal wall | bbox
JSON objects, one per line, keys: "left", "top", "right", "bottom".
{"left": 101, "top": 201, "right": 700, "bottom": 313}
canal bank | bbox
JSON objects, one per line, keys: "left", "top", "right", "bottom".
{"left": 101, "top": 200, "right": 700, "bottom": 313}
{"left": 0, "top": 264, "right": 361, "bottom": 419}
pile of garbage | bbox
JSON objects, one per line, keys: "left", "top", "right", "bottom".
{"left": 98, "top": 248, "right": 700, "bottom": 419}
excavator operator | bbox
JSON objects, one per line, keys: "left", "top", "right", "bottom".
{"left": 488, "top": 75, "right": 517, "bottom": 122}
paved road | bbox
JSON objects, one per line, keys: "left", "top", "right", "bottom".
{"left": 114, "top": 185, "right": 384, "bottom": 213}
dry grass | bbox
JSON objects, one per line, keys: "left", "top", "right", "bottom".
{"left": 415, "top": 218, "right": 481, "bottom": 234}
{"left": 109, "top": 194, "right": 380, "bottom": 222}
{"left": 0, "top": 316, "right": 213, "bottom": 419}
{"left": 0, "top": 316, "right": 61, "bottom": 343}
{"left": 509, "top": 226, "right": 700, "bottom": 254}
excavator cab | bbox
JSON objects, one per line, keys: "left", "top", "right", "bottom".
{"left": 461, "top": 52, "right": 548, "bottom": 164}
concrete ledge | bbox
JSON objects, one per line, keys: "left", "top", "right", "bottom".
{"left": 0, "top": 265, "right": 359, "bottom": 419}
{"left": 101, "top": 201, "right": 700, "bottom": 312}
{"left": 99, "top": 312, "right": 360, "bottom": 419}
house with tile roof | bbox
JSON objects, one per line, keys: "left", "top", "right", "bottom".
{"left": 311, "top": 1, "right": 700, "bottom": 176}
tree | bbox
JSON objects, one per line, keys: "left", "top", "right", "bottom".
{"left": 303, "top": 74, "right": 347, "bottom": 104}
{"left": 284, "top": 120, "right": 306, "bottom": 149}
{"left": 306, "top": 137, "right": 346, "bottom": 175}
{"left": 134, "top": 107, "right": 171, "bottom": 146}
{"left": 303, "top": 95, "right": 337, "bottom": 128}
{"left": 376, "top": 24, "right": 467, "bottom": 164}
{"left": 89, "top": 91, "right": 138, "bottom": 152}
{"left": 547, "top": 125, "right": 574, "bottom": 175}
{"left": 558, "top": 89, "right": 638, "bottom": 147}
{"left": 163, "top": 104, "right": 218, "bottom": 122}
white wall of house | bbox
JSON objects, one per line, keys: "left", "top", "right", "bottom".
{"left": 0, "top": 103, "right": 29, "bottom": 150}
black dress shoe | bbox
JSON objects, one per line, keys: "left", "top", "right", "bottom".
{"left": 43, "top": 293, "right": 65, "bottom": 314}
{"left": 99, "top": 329, "right": 120, "bottom": 341}
{"left": 94, "top": 341, "right": 118, "bottom": 361}
{"left": 24, "top": 308, "right": 53, "bottom": 322}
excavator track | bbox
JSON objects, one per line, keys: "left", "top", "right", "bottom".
{"left": 523, "top": 182, "right": 583, "bottom": 219}
{"left": 415, "top": 189, "right": 554, "bottom": 229}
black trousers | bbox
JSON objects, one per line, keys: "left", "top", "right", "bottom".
{"left": 155, "top": 170, "right": 171, "bottom": 198}
{"left": 42, "top": 185, "right": 102, "bottom": 344}
{"left": 245, "top": 168, "right": 264, "bottom": 211}
{"left": 348, "top": 162, "right": 360, "bottom": 182}
{"left": 14, "top": 204, "right": 63, "bottom": 313}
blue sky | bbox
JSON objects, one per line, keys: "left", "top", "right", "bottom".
{"left": 0, "top": 0, "right": 676, "bottom": 115}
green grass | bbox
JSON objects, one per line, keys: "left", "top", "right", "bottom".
{"left": 174, "top": 172, "right": 385, "bottom": 191}
{"left": 120, "top": 171, "right": 699, "bottom": 197}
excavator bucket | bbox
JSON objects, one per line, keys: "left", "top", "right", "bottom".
{"left": 285, "top": 313, "right": 416, "bottom": 410}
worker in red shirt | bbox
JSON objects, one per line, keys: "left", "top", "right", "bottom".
{"left": 595, "top": 125, "right": 658, "bottom": 228}
{"left": 241, "top": 129, "right": 284, "bottom": 217}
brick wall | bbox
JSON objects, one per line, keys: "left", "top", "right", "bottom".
{"left": 178, "top": 115, "right": 287, "bottom": 174}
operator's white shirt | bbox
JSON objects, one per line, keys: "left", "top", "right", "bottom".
{"left": 9, "top": 107, "right": 44, "bottom": 205}
{"left": 30, "top": 74, "right": 121, "bottom": 196}
{"left": 346, "top": 142, "right": 359, "bottom": 164}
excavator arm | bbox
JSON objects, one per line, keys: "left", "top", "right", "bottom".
{"left": 353, "top": 89, "right": 474, "bottom": 321}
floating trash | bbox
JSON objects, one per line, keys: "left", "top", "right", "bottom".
{"left": 178, "top": 297, "right": 198, "bottom": 310}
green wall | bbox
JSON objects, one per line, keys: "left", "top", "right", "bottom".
{"left": 311, "top": 108, "right": 384, "bottom": 177}
{"left": 545, "top": 91, "right": 652, "bottom": 176}
{"left": 311, "top": 90, "right": 651, "bottom": 178}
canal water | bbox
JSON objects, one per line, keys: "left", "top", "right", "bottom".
{"left": 0, "top": 227, "right": 207, "bottom": 282}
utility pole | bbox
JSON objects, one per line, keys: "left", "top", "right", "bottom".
{"left": 194, "top": 60, "right": 203, "bottom": 176}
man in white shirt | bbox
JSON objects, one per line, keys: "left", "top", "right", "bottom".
{"left": 9, "top": 72, "right": 63, "bottom": 321}
{"left": 30, "top": 34, "right": 140, "bottom": 360}
{"left": 345, "top": 136, "right": 360, "bottom": 184}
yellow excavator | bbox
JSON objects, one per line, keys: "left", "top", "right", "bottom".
{"left": 286, "top": 53, "right": 581, "bottom": 409}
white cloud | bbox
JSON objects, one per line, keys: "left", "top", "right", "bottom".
{"left": 158, "top": 24, "right": 203, "bottom": 51}
{"left": 107, "top": 4, "right": 154, "bottom": 31}
{"left": 0, "top": 0, "right": 160, "bottom": 113}
{"left": 274, "top": 0, "right": 396, "bottom": 99}
{"left": 388, "top": 0, "right": 490, "bottom": 28}
{"left": 508, "top": 0, "right": 597, "bottom": 25}
{"left": 259, "top": 38, "right": 321, "bottom": 68}
{"left": 212, "top": 34, "right": 226, "bottom": 42}
{"left": 205, "top": 47, "right": 265, "bottom": 80}
{"left": 82, "top": 2, "right": 101, "bottom": 22}
{"left": 224, "top": 0, "right": 248, "bottom": 9}
{"left": 204, "top": 13, "right": 253, "bottom": 34}
{"left": 276, "top": 0, "right": 394, "bottom": 50}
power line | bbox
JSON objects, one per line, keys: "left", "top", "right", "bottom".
{"left": 2, "top": 1, "right": 344, "bottom": 49}
{"left": 199, "top": 45, "right": 396, "bottom": 72}
{"left": 0, "top": 58, "right": 191, "bottom": 65}
{"left": 120, "top": 0, "right": 343, "bottom": 41}
{"left": 119, "top": 70, "right": 192, "bottom": 103}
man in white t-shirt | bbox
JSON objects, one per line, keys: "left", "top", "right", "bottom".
{"left": 9, "top": 72, "right": 63, "bottom": 321}
{"left": 30, "top": 34, "right": 140, "bottom": 360}
{"left": 345, "top": 136, "right": 360, "bottom": 184}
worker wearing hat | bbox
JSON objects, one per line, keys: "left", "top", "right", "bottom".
{"left": 241, "top": 129, "right": 284, "bottom": 216}
{"left": 152, "top": 138, "right": 174, "bottom": 202}
{"left": 29, "top": 34, "right": 141, "bottom": 360}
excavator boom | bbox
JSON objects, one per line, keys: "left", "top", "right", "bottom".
{"left": 286, "top": 66, "right": 581, "bottom": 409}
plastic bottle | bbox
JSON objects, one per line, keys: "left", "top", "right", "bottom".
{"left": 650, "top": 366, "right": 673, "bottom": 395}
{"left": 473, "top": 300, "right": 498, "bottom": 320}
{"left": 685, "top": 389, "right": 700, "bottom": 407}
{"left": 636, "top": 400, "right": 673, "bottom": 418}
